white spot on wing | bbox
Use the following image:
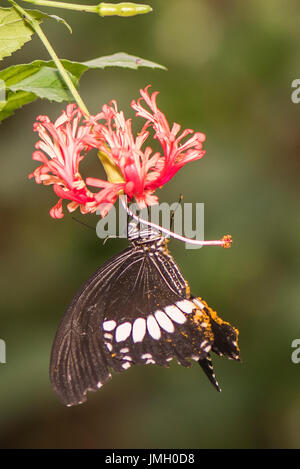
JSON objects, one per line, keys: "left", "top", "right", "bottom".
{"left": 132, "top": 318, "right": 146, "bottom": 343}
{"left": 103, "top": 320, "right": 117, "bottom": 331}
{"left": 115, "top": 322, "right": 132, "bottom": 342}
{"left": 147, "top": 315, "right": 161, "bottom": 340}
{"left": 176, "top": 299, "right": 195, "bottom": 314}
{"left": 154, "top": 310, "right": 175, "bottom": 333}
{"left": 141, "top": 353, "right": 152, "bottom": 359}
{"left": 164, "top": 305, "right": 186, "bottom": 324}
{"left": 122, "top": 362, "right": 131, "bottom": 370}
{"left": 105, "top": 342, "right": 113, "bottom": 352}
{"left": 193, "top": 298, "right": 205, "bottom": 310}
{"left": 123, "top": 355, "right": 132, "bottom": 361}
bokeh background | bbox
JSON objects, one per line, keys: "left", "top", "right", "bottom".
{"left": 0, "top": 0, "right": 300, "bottom": 449}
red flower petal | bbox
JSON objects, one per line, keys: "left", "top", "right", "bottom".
{"left": 30, "top": 87, "right": 206, "bottom": 219}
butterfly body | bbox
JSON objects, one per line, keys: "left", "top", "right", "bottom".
{"left": 50, "top": 224, "right": 239, "bottom": 406}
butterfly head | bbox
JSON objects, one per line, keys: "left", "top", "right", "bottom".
{"left": 127, "top": 220, "right": 162, "bottom": 244}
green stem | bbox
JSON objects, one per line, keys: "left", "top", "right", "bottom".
{"left": 20, "top": 0, "right": 153, "bottom": 17}
{"left": 21, "top": 0, "right": 97, "bottom": 13}
{"left": 9, "top": 0, "right": 90, "bottom": 115}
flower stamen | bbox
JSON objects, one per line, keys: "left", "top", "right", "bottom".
{"left": 120, "top": 195, "right": 232, "bottom": 248}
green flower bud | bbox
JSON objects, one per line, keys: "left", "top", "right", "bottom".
{"left": 97, "top": 2, "right": 152, "bottom": 17}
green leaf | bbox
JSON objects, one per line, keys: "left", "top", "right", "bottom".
{"left": 0, "top": 64, "right": 78, "bottom": 121}
{"left": 0, "top": 62, "right": 45, "bottom": 86}
{"left": 0, "top": 7, "right": 71, "bottom": 60}
{"left": 0, "top": 7, "right": 37, "bottom": 60}
{"left": 0, "top": 52, "right": 165, "bottom": 85}
{"left": 9, "top": 66, "right": 76, "bottom": 101}
{"left": 0, "top": 90, "right": 36, "bottom": 122}
{"left": 82, "top": 52, "right": 167, "bottom": 70}
{"left": 0, "top": 99, "right": 7, "bottom": 112}
{"left": 0, "top": 52, "right": 166, "bottom": 121}
{"left": 40, "top": 14, "right": 72, "bottom": 34}
{"left": 0, "top": 77, "right": 5, "bottom": 107}
{"left": 0, "top": 61, "right": 78, "bottom": 114}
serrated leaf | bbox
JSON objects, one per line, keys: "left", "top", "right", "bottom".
{"left": 0, "top": 52, "right": 165, "bottom": 85}
{"left": 9, "top": 66, "right": 75, "bottom": 102}
{"left": 0, "top": 62, "right": 44, "bottom": 86}
{"left": 0, "top": 90, "right": 36, "bottom": 122}
{"left": 0, "top": 7, "right": 37, "bottom": 60}
{"left": 83, "top": 52, "right": 167, "bottom": 70}
{"left": 0, "top": 52, "right": 166, "bottom": 121}
{"left": 0, "top": 7, "right": 71, "bottom": 60}
{"left": 42, "top": 14, "right": 72, "bottom": 34}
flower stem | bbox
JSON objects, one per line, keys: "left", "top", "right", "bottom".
{"left": 20, "top": 1, "right": 153, "bottom": 17}
{"left": 9, "top": 0, "right": 90, "bottom": 116}
{"left": 21, "top": 0, "right": 97, "bottom": 13}
{"left": 120, "top": 196, "right": 233, "bottom": 248}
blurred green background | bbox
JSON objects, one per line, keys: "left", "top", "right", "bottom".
{"left": 0, "top": 0, "right": 300, "bottom": 449}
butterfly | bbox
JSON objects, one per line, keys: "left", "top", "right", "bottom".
{"left": 50, "top": 221, "right": 240, "bottom": 406}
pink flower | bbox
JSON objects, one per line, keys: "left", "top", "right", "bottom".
{"left": 29, "top": 87, "right": 206, "bottom": 218}
{"left": 29, "top": 104, "right": 123, "bottom": 218}
{"left": 131, "top": 86, "right": 206, "bottom": 193}
{"left": 89, "top": 86, "right": 206, "bottom": 208}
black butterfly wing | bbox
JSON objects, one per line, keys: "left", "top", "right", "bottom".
{"left": 192, "top": 297, "right": 240, "bottom": 360}
{"left": 50, "top": 245, "right": 212, "bottom": 406}
{"left": 101, "top": 249, "right": 213, "bottom": 368}
{"left": 193, "top": 296, "right": 240, "bottom": 392}
{"left": 198, "top": 354, "right": 221, "bottom": 392}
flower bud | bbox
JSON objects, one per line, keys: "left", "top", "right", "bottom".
{"left": 97, "top": 2, "right": 152, "bottom": 17}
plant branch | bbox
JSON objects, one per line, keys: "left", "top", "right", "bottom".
{"left": 9, "top": 0, "right": 90, "bottom": 115}
{"left": 20, "top": 1, "right": 153, "bottom": 17}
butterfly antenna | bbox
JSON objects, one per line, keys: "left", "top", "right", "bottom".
{"left": 120, "top": 195, "right": 232, "bottom": 248}
{"left": 170, "top": 193, "right": 184, "bottom": 231}
{"left": 72, "top": 217, "right": 95, "bottom": 231}
{"left": 103, "top": 235, "right": 118, "bottom": 245}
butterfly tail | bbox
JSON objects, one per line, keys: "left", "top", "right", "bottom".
{"left": 198, "top": 354, "right": 221, "bottom": 392}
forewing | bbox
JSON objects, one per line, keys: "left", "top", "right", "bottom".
{"left": 50, "top": 247, "right": 134, "bottom": 406}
